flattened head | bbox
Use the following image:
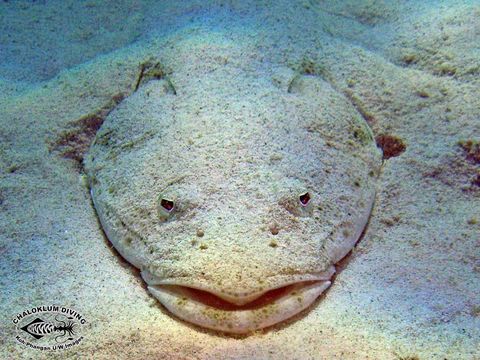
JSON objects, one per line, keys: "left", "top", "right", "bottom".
{"left": 85, "top": 69, "right": 381, "bottom": 334}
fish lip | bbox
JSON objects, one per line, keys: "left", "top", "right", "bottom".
{"left": 147, "top": 280, "right": 332, "bottom": 334}
{"left": 141, "top": 266, "right": 335, "bottom": 306}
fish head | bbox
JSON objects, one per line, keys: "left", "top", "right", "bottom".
{"left": 85, "top": 71, "right": 382, "bottom": 334}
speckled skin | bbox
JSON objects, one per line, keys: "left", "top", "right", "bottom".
{"left": 85, "top": 41, "right": 382, "bottom": 333}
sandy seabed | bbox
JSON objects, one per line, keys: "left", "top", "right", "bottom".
{"left": 0, "top": 1, "right": 479, "bottom": 359}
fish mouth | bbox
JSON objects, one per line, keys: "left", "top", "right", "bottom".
{"left": 142, "top": 268, "right": 334, "bottom": 334}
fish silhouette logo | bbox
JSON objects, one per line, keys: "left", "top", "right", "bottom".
{"left": 13, "top": 305, "right": 86, "bottom": 351}
{"left": 20, "top": 316, "right": 76, "bottom": 341}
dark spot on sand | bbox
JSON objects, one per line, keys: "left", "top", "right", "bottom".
{"left": 375, "top": 134, "right": 406, "bottom": 159}
{"left": 416, "top": 90, "right": 430, "bottom": 98}
{"left": 457, "top": 139, "right": 480, "bottom": 187}
{"left": 402, "top": 54, "right": 417, "bottom": 65}
{"left": 6, "top": 164, "right": 20, "bottom": 173}
{"left": 458, "top": 139, "right": 480, "bottom": 165}
{"left": 52, "top": 114, "right": 104, "bottom": 164}
{"left": 49, "top": 93, "right": 125, "bottom": 168}
{"left": 423, "top": 140, "right": 480, "bottom": 190}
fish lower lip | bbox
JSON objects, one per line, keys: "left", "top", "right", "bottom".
{"left": 148, "top": 280, "right": 331, "bottom": 334}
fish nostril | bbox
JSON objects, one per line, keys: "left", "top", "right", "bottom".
{"left": 269, "top": 222, "right": 279, "bottom": 235}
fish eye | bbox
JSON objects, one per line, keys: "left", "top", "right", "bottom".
{"left": 299, "top": 192, "right": 311, "bottom": 206}
{"left": 160, "top": 198, "right": 175, "bottom": 212}
{"left": 157, "top": 195, "right": 175, "bottom": 220}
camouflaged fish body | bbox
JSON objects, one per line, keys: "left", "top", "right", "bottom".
{"left": 85, "top": 49, "right": 382, "bottom": 333}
